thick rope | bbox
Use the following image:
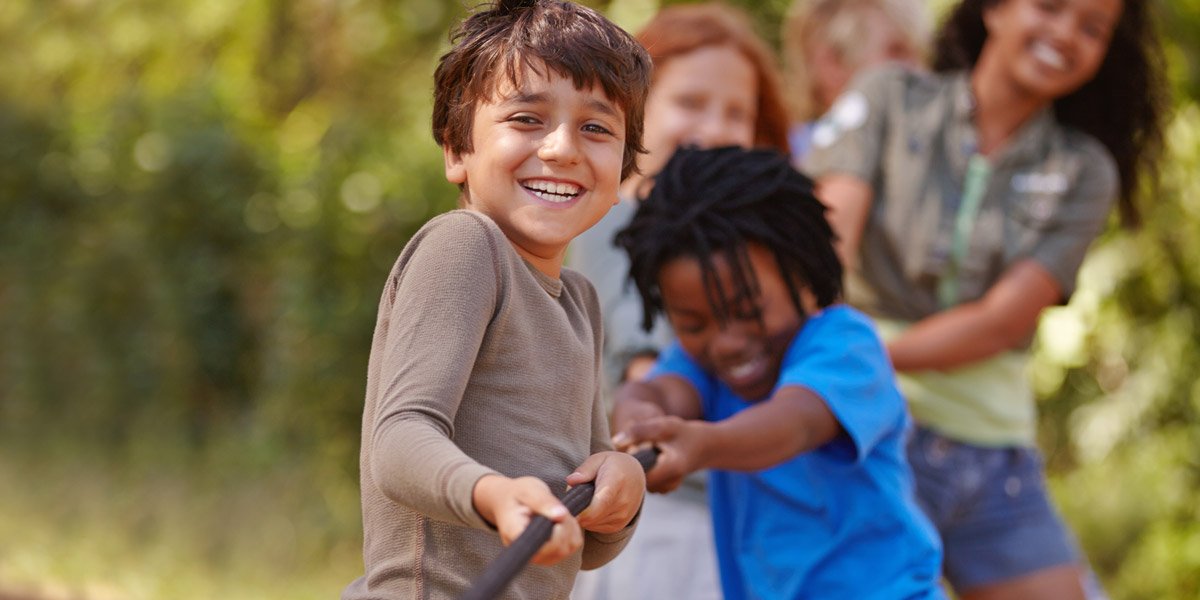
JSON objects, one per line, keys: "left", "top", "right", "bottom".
{"left": 459, "top": 447, "right": 660, "bottom": 600}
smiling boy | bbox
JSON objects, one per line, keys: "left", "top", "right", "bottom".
{"left": 343, "top": 2, "right": 653, "bottom": 599}
{"left": 612, "top": 146, "right": 944, "bottom": 599}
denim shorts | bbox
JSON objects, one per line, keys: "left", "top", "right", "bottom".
{"left": 906, "top": 426, "right": 1080, "bottom": 591}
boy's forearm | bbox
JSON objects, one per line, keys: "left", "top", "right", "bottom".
{"left": 372, "top": 417, "right": 499, "bottom": 529}
{"left": 693, "top": 386, "right": 840, "bottom": 472}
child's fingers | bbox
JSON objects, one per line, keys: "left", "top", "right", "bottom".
{"left": 644, "top": 446, "right": 688, "bottom": 493}
{"left": 577, "top": 484, "right": 641, "bottom": 533}
{"left": 611, "top": 399, "right": 665, "bottom": 443}
{"left": 646, "top": 469, "right": 685, "bottom": 494}
{"left": 619, "top": 415, "right": 680, "bottom": 446}
{"left": 494, "top": 477, "right": 568, "bottom": 546}
{"left": 574, "top": 452, "right": 645, "bottom": 534}
{"left": 564, "top": 452, "right": 607, "bottom": 486}
{"left": 519, "top": 487, "right": 569, "bottom": 523}
{"left": 529, "top": 516, "right": 583, "bottom": 566}
{"left": 610, "top": 433, "right": 649, "bottom": 453}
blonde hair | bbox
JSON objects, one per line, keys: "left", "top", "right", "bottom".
{"left": 782, "top": 0, "right": 930, "bottom": 120}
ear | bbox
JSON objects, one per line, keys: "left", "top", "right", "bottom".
{"left": 443, "top": 145, "right": 467, "bottom": 185}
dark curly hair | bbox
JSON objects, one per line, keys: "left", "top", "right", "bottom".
{"left": 615, "top": 146, "right": 843, "bottom": 333}
{"left": 432, "top": 0, "right": 652, "bottom": 182}
{"left": 933, "top": 0, "right": 1169, "bottom": 227}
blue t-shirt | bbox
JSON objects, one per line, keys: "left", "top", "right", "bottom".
{"left": 652, "top": 305, "right": 944, "bottom": 600}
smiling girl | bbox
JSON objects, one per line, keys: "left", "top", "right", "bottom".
{"left": 804, "top": 0, "right": 1168, "bottom": 598}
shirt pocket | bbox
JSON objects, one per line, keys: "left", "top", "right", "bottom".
{"left": 1007, "top": 186, "right": 1067, "bottom": 261}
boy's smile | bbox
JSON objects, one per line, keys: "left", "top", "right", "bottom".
{"left": 444, "top": 64, "right": 626, "bottom": 277}
{"left": 659, "top": 243, "right": 816, "bottom": 401}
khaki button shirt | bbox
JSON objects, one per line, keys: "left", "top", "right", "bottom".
{"left": 804, "top": 66, "right": 1118, "bottom": 323}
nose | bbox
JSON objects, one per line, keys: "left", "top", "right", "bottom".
{"left": 1046, "top": 13, "right": 1077, "bottom": 48}
{"left": 692, "top": 112, "right": 731, "bottom": 148}
{"left": 692, "top": 107, "right": 751, "bottom": 149}
{"left": 709, "top": 323, "right": 751, "bottom": 362}
{"left": 538, "top": 123, "right": 582, "bottom": 165}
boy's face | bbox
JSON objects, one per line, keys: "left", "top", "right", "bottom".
{"left": 444, "top": 64, "right": 626, "bottom": 275}
{"left": 658, "top": 243, "right": 813, "bottom": 402}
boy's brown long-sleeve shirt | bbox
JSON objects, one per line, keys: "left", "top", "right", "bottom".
{"left": 343, "top": 210, "right": 634, "bottom": 600}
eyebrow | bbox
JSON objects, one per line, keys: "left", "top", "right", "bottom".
{"left": 499, "top": 91, "right": 622, "bottom": 120}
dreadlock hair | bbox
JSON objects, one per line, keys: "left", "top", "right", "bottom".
{"left": 933, "top": 0, "right": 1169, "bottom": 227}
{"left": 615, "top": 146, "right": 843, "bottom": 333}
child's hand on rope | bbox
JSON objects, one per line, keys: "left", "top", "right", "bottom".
{"left": 611, "top": 384, "right": 667, "bottom": 452}
{"left": 567, "top": 451, "right": 646, "bottom": 534}
{"left": 471, "top": 474, "right": 582, "bottom": 566}
{"left": 615, "top": 415, "right": 705, "bottom": 494}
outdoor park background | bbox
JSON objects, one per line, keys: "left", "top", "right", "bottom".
{"left": 1, "top": 0, "right": 1198, "bottom": 598}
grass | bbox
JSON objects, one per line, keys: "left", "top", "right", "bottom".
{"left": 0, "top": 433, "right": 363, "bottom": 600}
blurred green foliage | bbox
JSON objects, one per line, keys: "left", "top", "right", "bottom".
{"left": 0, "top": 0, "right": 1197, "bottom": 599}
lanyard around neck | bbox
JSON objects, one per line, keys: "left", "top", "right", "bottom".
{"left": 937, "top": 153, "right": 992, "bottom": 308}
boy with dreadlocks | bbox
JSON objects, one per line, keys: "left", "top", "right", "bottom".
{"left": 344, "top": 1, "right": 652, "bottom": 598}
{"left": 612, "top": 146, "right": 944, "bottom": 599}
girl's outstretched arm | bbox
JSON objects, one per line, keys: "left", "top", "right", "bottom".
{"left": 887, "top": 259, "right": 1060, "bottom": 372}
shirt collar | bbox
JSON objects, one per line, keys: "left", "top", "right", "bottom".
{"left": 951, "top": 71, "right": 1056, "bottom": 165}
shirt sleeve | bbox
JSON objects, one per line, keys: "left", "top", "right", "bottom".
{"left": 778, "top": 308, "right": 905, "bottom": 464}
{"left": 1021, "top": 138, "right": 1119, "bottom": 300}
{"left": 801, "top": 65, "right": 900, "bottom": 183}
{"left": 369, "top": 212, "right": 502, "bottom": 529}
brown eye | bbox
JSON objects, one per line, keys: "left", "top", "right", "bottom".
{"left": 582, "top": 123, "right": 613, "bottom": 136}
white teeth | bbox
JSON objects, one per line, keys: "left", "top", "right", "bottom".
{"left": 727, "top": 359, "right": 760, "bottom": 380}
{"left": 1032, "top": 42, "right": 1066, "bottom": 70}
{"left": 524, "top": 179, "right": 581, "bottom": 203}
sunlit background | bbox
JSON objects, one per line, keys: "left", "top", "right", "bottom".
{"left": 1, "top": 0, "right": 1197, "bottom": 598}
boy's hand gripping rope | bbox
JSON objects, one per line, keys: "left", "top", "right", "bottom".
{"left": 459, "top": 447, "right": 660, "bottom": 600}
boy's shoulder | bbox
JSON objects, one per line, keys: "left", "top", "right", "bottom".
{"left": 417, "top": 209, "right": 503, "bottom": 241}
{"left": 405, "top": 210, "right": 510, "bottom": 260}
{"left": 390, "top": 209, "right": 514, "bottom": 286}
{"left": 785, "top": 305, "right": 892, "bottom": 377}
{"left": 801, "top": 304, "right": 879, "bottom": 341}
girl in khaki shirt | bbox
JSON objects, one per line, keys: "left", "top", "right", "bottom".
{"left": 806, "top": 0, "right": 1168, "bottom": 598}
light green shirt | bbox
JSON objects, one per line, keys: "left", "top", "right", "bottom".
{"left": 804, "top": 66, "right": 1118, "bottom": 446}
{"left": 875, "top": 318, "right": 1035, "bottom": 447}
